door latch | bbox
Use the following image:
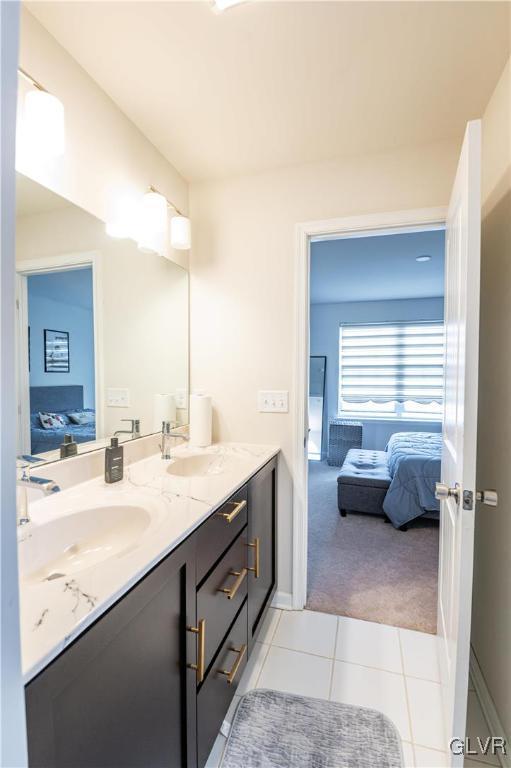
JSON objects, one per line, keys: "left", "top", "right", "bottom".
{"left": 459, "top": 489, "right": 498, "bottom": 510}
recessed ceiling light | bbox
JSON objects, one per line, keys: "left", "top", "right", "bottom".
{"left": 416, "top": 255, "right": 432, "bottom": 262}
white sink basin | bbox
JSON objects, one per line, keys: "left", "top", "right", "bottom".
{"left": 19, "top": 504, "right": 153, "bottom": 584}
{"left": 167, "top": 454, "right": 228, "bottom": 478}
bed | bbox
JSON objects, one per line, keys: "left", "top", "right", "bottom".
{"left": 30, "top": 385, "right": 96, "bottom": 455}
{"left": 383, "top": 431, "right": 442, "bottom": 527}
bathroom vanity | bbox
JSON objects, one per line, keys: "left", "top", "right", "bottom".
{"left": 21, "top": 444, "right": 278, "bottom": 768}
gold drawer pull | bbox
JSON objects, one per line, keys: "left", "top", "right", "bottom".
{"left": 219, "top": 644, "right": 247, "bottom": 685}
{"left": 248, "top": 537, "right": 260, "bottom": 579}
{"left": 187, "top": 618, "right": 206, "bottom": 683}
{"left": 218, "top": 499, "right": 246, "bottom": 524}
{"left": 218, "top": 568, "right": 247, "bottom": 600}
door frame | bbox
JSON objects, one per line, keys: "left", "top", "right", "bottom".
{"left": 15, "top": 250, "right": 104, "bottom": 455}
{"left": 292, "top": 206, "right": 447, "bottom": 610}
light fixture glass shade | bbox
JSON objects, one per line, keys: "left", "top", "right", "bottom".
{"left": 105, "top": 194, "right": 138, "bottom": 239}
{"left": 23, "top": 89, "right": 65, "bottom": 158}
{"left": 170, "top": 215, "right": 191, "bottom": 250}
{"left": 137, "top": 190, "right": 167, "bottom": 254}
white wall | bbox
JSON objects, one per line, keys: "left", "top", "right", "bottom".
{"left": 17, "top": 7, "right": 189, "bottom": 269}
{"left": 310, "top": 297, "right": 444, "bottom": 454}
{"left": 190, "top": 138, "right": 460, "bottom": 599}
{"left": 0, "top": 2, "right": 27, "bottom": 764}
{"left": 472, "top": 57, "right": 511, "bottom": 739}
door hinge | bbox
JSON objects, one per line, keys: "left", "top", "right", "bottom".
{"left": 463, "top": 490, "right": 474, "bottom": 510}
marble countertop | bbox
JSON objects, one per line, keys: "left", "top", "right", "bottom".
{"left": 19, "top": 442, "right": 279, "bottom": 684}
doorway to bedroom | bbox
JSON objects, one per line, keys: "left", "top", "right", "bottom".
{"left": 307, "top": 225, "right": 445, "bottom": 634}
{"left": 16, "top": 265, "right": 97, "bottom": 460}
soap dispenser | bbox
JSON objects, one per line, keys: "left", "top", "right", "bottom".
{"left": 60, "top": 433, "right": 78, "bottom": 459}
{"left": 105, "top": 437, "right": 124, "bottom": 483}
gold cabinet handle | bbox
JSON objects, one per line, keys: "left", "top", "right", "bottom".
{"left": 217, "top": 499, "right": 246, "bottom": 524}
{"left": 248, "top": 537, "right": 260, "bottom": 579}
{"left": 218, "top": 568, "right": 247, "bottom": 600}
{"left": 219, "top": 644, "right": 247, "bottom": 685}
{"left": 187, "top": 618, "right": 206, "bottom": 683}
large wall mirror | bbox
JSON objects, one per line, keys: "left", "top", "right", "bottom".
{"left": 15, "top": 173, "right": 189, "bottom": 463}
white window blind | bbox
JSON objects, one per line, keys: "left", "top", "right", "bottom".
{"left": 338, "top": 321, "right": 445, "bottom": 409}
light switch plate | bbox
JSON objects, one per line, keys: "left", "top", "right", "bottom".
{"left": 258, "top": 390, "right": 289, "bottom": 413}
{"left": 107, "top": 388, "right": 130, "bottom": 407}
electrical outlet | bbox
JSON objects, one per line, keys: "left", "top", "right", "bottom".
{"left": 258, "top": 390, "right": 289, "bottom": 413}
{"left": 107, "top": 388, "right": 130, "bottom": 407}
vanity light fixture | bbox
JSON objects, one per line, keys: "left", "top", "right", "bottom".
{"left": 416, "top": 255, "right": 432, "bottom": 263}
{"left": 137, "top": 188, "right": 168, "bottom": 254}
{"left": 138, "top": 185, "right": 191, "bottom": 253}
{"left": 18, "top": 67, "right": 65, "bottom": 158}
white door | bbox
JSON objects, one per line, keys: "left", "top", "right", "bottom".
{"left": 437, "top": 119, "right": 484, "bottom": 765}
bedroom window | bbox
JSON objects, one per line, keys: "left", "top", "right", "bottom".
{"left": 338, "top": 321, "right": 445, "bottom": 421}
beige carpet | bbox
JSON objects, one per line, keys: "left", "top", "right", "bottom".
{"left": 307, "top": 460, "right": 439, "bottom": 633}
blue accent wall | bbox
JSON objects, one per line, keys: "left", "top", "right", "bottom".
{"left": 310, "top": 297, "right": 444, "bottom": 454}
{"left": 28, "top": 268, "right": 95, "bottom": 409}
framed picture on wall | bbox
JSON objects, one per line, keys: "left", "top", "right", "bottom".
{"left": 44, "top": 329, "right": 70, "bottom": 373}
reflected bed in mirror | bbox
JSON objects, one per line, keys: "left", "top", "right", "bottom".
{"left": 15, "top": 173, "right": 189, "bottom": 464}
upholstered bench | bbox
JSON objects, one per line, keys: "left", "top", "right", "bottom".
{"left": 337, "top": 449, "right": 391, "bottom": 518}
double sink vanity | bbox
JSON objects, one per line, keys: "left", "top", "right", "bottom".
{"left": 20, "top": 441, "right": 279, "bottom": 768}
{"left": 15, "top": 170, "right": 279, "bottom": 768}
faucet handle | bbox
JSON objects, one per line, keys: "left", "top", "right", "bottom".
{"left": 121, "top": 418, "right": 140, "bottom": 428}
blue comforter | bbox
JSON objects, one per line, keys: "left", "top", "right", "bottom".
{"left": 30, "top": 409, "right": 96, "bottom": 455}
{"left": 383, "top": 432, "right": 442, "bottom": 527}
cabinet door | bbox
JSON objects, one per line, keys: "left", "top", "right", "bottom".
{"left": 247, "top": 457, "right": 278, "bottom": 647}
{"left": 26, "top": 538, "right": 197, "bottom": 768}
{"left": 197, "top": 603, "right": 248, "bottom": 768}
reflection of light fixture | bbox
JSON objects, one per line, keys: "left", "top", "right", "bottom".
{"left": 214, "top": 0, "right": 246, "bottom": 10}
{"left": 18, "top": 67, "right": 65, "bottom": 158}
{"left": 105, "top": 195, "right": 138, "bottom": 239}
{"left": 137, "top": 189, "right": 168, "bottom": 254}
{"left": 416, "top": 255, "right": 432, "bottom": 262}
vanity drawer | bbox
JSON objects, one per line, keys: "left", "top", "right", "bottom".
{"left": 196, "top": 485, "right": 248, "bottom": 583}
{"left": 197, "top": 603, "right": 248, "bottom": 768}
{"left": 197, "top": 530, "right": 248, "bottom": 673}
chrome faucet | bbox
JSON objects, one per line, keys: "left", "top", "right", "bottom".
{"left": 160, "top": 421, "right": 189, "bottom": 460}
{"left": 16, "top": 456, "right": 60, "bottom": 526}
{"left": 114, "top": 418, "right": 141, "bottom": 440}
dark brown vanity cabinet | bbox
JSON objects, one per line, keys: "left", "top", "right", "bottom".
{"left": 247, "top": 457, "right": 278, "bottom": 648}
{"left": 25, "top": 537, "right": 198, "bottom": 768}
{"left": 25, "top": 456, "right": 278, "bottom": 768}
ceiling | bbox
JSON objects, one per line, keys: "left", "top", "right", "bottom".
{"left": 16, "top": 173, "right": 72, "bottom": 217}
{"left": 27, "top": 1, "right": 510, "bottom": 181}
{"left": 310, "top": 229, "right": 445, "bottom": 303}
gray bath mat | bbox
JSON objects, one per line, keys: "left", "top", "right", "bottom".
{"left": 221, "top": 689, "right": 403, "bottom": 768}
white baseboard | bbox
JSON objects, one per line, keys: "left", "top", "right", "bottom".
{"left": 470, "top": 646, "right": 510, "bottom": 768}
{"left": 272, "top": 591, "right": 294, "bottom": 610}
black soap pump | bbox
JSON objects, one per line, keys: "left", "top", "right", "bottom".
{"left": 60, "top": 433, "right": 78, "bottom": 459}
{"left": 105, "top": 437, "right": 124, "bottom": 484}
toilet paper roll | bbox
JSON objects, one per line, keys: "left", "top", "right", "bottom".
{"left": 153, "top": 393, "right": 176, "bottom": 432}
{"left": 189, "top": 394, "right": 212, "bottom": 447}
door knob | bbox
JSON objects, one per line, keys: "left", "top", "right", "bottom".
{"left": 435, "top": 482, "right": 460, "bottom": 503}
{"left": 476, "top": 489, "right": 498, "bottom": 507}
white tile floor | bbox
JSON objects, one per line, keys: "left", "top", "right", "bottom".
{"left": 205, "top": 609, "right": 496, "bottom": 768}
